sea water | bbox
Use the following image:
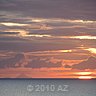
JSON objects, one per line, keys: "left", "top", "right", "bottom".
{"left": 0, "top": 79, "right": 96, "bottom": 96}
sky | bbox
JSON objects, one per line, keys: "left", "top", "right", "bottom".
{"left": 0, "top": 0, "right": 96, "bottom": 79}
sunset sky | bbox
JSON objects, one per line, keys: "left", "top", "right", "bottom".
{"left": 0, "top": 0, "right": 96, "bottom": 78}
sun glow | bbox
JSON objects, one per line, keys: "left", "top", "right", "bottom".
{"left": 76, "top": 72, "right": 92, "bottom": 75}
{"left": 7, "top": 29, "right": 28, "bottom": 37}
{"left": 28, "top": 34, "right": 51, "bottom": 37}
{"left": 85, "top": 48, "right": 96, "bottom": 54}
{"left": 1, "top": 22, "right": 28, "bottom": 26}
{"left": 59, "top": 50, "right": 72, "bottom": 53}
{"left": 31, "top": 18, "right": 96, "bottom": 24}
{"left": 70, "top": 36, "right": 96, "bottom": 40}
{"left": 78, "top": 76, "right": 93, "bottom": 79}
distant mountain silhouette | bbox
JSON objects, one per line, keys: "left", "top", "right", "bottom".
{"left": 17, "top": 74, "right": 29, "bottom": 78}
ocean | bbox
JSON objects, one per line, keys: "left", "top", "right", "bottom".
{"left": 0, "top": 79, "right": 96, "bottom": 96}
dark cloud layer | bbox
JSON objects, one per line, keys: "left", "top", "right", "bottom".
{"left": 65, "top": 56, "right": 96, "bottom": 70}
{"left": 0, "top": 0, "right": 96, "bottom": 20}
{"left": 0, "top": 32, "right": 19, "bottom": 35}
{"left": 0, "top": 53, "right": 25, "bottom": 68}
{"left": 0, "top": 53, "right": 62, "bottom": 69}
{"left": 0, "top": 34, "right": 81, "bottom": 52}
{"left": 25, "top": 57, "right": 62, "bottom": 68}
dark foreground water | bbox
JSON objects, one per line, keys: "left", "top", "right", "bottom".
{"left": 0, "top": 79, "right": 96, "bottom": 96}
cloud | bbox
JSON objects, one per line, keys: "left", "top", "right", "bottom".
{"left": 0, "top": 53, "right": 25, "bottom": 68}
{"left": 0, "top": 36, "right": 79, "bottom": 52}
{"left": 65, "top": 56, "right": 96, "bottom": 70}
{"left": 25, "top": 57, "right": 62, "bottom": 68}
{"left": 64, "top": 64, "right": 71, "bottom": 68}
{"left": 0, "top": 0, "right": 15, "bottom": 7}
{"left": 0, "top": 0, "right": 96, "bottom": 70}
{"left": 0, "top": 32, "right": 19, "bottom": 35}
{"left": 0, "top": 17, "right": 96, "bottom": 38}
{"left": 0, "top": 0, "right": 96, "bottom": 20}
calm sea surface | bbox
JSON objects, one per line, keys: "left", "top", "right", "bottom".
{"left": 0, "top": 79, "right": 96, "bottom": 96}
